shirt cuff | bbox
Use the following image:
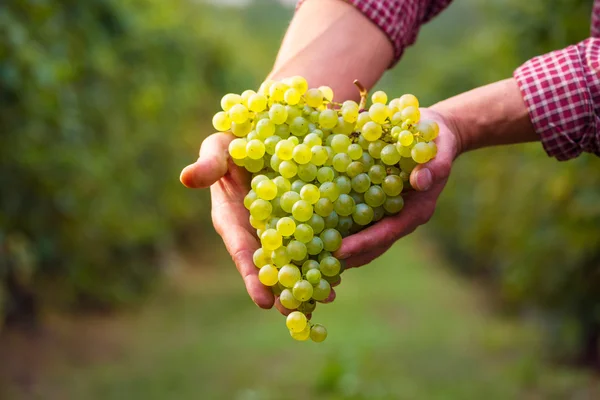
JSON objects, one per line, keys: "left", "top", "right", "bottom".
{"left": 514, "top": 38, "right": 600, "bottom": 161}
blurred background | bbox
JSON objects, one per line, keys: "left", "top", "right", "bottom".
{"left": 1, "top": 0, "right": 599, "bottom": 398}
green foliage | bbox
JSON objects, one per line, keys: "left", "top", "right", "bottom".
{"left": 0, "top": 0, "right": 276, "bottom": 316}
{"left": 380, "top": 0, "right": 599, "bottom": 362}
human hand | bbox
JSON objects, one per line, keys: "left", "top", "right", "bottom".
{"left": 333, "top": 107, "right": 462, "bottom": 268}
{"left": 180, "top": 133, "right": 336, "bottom": 315}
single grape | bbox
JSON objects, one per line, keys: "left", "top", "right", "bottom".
{"left": 305, "top": 89, "right": 323, "bottom": 108}
{"left": 228, "top": 138, "right": 247, "bottom": 159}
{"left": 347, "top": 144, "right": 363, "bottom": 160}
{"left": 245, "top": 157, "right": 264, "bottom": 173}
{"left": 346, "top": 161, "right": 364, "bottom": 178}
{"left": 301, "top": 259, "right": 320, "bottom": 274}
{"left": 380, "top": 144, "right": 401, "bottom": 165}
{"left": 350, "top": 191, "right": 364, "bottom": 205}
{"left": 290, "top": 116, "right": 309, "bottom": 136}
{"left": 247, "top": 93, "right": 267, "bottom": 112}
{"left": 334, "top": 176, "right": 352, "bottom": 195}
{"left": 253, "top": 248, "right": 270, "bottom": 268}
{"left": 372, "top": 90, "right": 388, "bottom": 104}
{"left": 368, "top": 164, "right": 387, "bottom": 184}
{"left": 369, "top": 103, "right": 388, "bottom": 124}
{"left": 401, "top": 106, "right": 420, "bottom": 123}
{"left": 229, "top": 104, "right": 249, "bottom": 124}
{"left": 280, "top": 191, "right": 301, "bottom": 213}
{"left": 334, "top": 194, "right": 355, "bottom": 216}
{"left": 293, "top": 280, "right": 314, "bottom": 302}
{"left": 384, "top": 195, "right": 405, "bottom": 214}
{"left": 244, "top": 191, "right": 258, "bottom": 210}
{"left": 324, "top": 211, "right": 339, "bottom": 229}
{"left": 319, "top": 109, "right": 338, "bottom": 129}
{"left": 275, "top": 139, "right": 294, "bottom": 160}
{"left": 364, "top": 185, "right": 387, "bottom": 207}
{"left": 279, "top": 160, "right": 298, "bottom": 179}
{"left": 411, "top": 142, "right": 432, "bottom": 164}
{"left": 317, "top": 166, "right": 335, "bottom": 183}
{"left": 249, "top": 215, "right": 266, "bottom": 230}
{"left": 284, "top": 88, "right": 301, "bottom": 105}
{"left": 231, "top": 120, "right": 252, "bottom": 137}
{"left": 290, "top": 324, "right": 311, "bottom": 341}
{"left": 356, "top": 112, "right": 371, "bottom": 129}
{"left": 261, "top": 229, "right": 282, "bottom": 251}
{"left": 280, "top": 288, "right": 301, "bottom": 310}
{"left": 399, "top": 130, "right": 414, "bottom": 146}
{"left": 351, "top": 173, "right": 371, "bottom": 193}
{"left": 293, "top": 144, "right": 312, "bottom": 164}
{"left": 259, "top": 265, "right": 279, "bottom": 286}
{"left": 362, "top": 121, "right": 383, "bottom": 141}
{"left": 353, "top": 203, "right": 374, "bottom": 225}
{"left": 304, "top": 132, "right": 322, "bottom": 147}
{"left": 269, "top": 82, "right": 288, "bottom": 102}
{"left": 319, "top": 86, "right": 334, "bottom": 102}
{"left": 279, "top": 264, "right": 302, "bottom": 288}
{"left": 307, "top": 214, "right": 325, "bottom": 234}
{"left": 272, "top": 246, "right": 292, "bottom": 267}
{"left": 398, "top": 93, "right": 419, "bottom": 109}
{"left": 306, "top": 236, "right": 324, "bottom": 255}
{"left": 264, "top": 135, "right": 282, "bottom": 155}
{"left": 342, "top": 100, "right": 359, "bottom": 123}
{"left": 289, "top": 76, "right": 308, "bottom": 94}
{"left": 300, "top": 184, "right": 320, "bottom": 204}
{"left": 305, "top": 269, "right": 322, "bottom": 285}
{"left": 212, "top": 111, "right": 231, "bottom": 132}
{"left": 298, "top": 299, "right": 317, "bottom": 314}
{"left": 320, "top": 256, "right": 341, "bottom": 277}
{"left": 373, "top": 205, "right": 385, "bottom": 222}
{"left": 269, "top": 103, "right": 288, "bottom": 125}
{"left": 250, "top": 199, "right": 272, "bottom": 220}
{"left": 294, "top": 224, "right": 314, "bottom": 243}
{"left": 320, "top": 228, "right": 342, "bottom": 252}
{"left": 310, "top": 324, "right": 328, "bottom": 342}
{"left": 332, "top": 153, "right": 351, "bottom": 172}
{"left": 256, "top": 179, "right": 278, "bottom": 200}
{"left": 312, "top": 279, "right": 332, "bottom": 301}
{"left": 382, "top": 175, "right": 404, "bottom": 196}
{"left": 337, "top": 215, "right": 353, "bottom": 233}
{"left": 331, "top": 134, "right": 351, "bottom": 154}
{"left": 277, "top": 217, "right": 296, "bottom": 237}
{"left": 311, "top": 146, "right": 328, "bottom": 166}
{"left": 292, "top": 200, "right": 313, "bottom": 222}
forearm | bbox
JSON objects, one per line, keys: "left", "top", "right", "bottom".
{"left": 267, "top": 0, "right": 394, "bottom": 101}
{"left": 432, "top": 78, "right": 538, "bottom": 155}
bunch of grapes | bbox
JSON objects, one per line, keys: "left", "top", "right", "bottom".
{"left": 212, "top": 76, "right": 438, "bottom": 342}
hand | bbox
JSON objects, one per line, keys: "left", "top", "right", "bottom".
{"left": 333, "top": 107, "right": 462, "bottom": 268}
{"left": 180, "top": 133, "right": 336, "bottom": 315}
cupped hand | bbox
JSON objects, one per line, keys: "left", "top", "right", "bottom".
{"left": 180, "top": 133, "right": 336, "bottom": 315}
{"left": 333, "top": 107, "right": 462, "bottom": 268}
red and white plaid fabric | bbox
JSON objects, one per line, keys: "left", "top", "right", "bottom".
{"left": 296, "top": 0, "right": 600, "bottom": 161}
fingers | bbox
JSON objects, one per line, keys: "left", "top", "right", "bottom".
{"left": 343, "top": 243, "right": 393, "bottom": 269}
{"left": 410, "top": 124, "right": 455, "bottom": 192}
{"left": 180, "top": 133, "right": 234, "bottom": 189}
{"left": 334, "top": 189, "right": 438, "bottom": 261}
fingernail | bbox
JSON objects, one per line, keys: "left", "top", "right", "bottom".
{"left": 415, "top": 168, "right": 432, "bottom": 191}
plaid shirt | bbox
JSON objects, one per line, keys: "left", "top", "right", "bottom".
{"left": 296, "top": 0, "right": 600, "bottom": 161}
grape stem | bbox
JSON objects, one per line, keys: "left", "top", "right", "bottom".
{"left": 353, "top": 80, "right": 368, "bottom": 110}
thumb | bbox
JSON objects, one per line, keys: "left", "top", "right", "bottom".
{"left": 180, "top": 132, "right": 234, "bottom": 188}
{"left": 409, "top": 133, "right": 454, "bottom": 192}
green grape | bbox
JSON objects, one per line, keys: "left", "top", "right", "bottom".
{"left": 346, "top": 161, "right": 364, "bottom": 178}
{"left": 384, "top": 195, "right": 405, "bottom": 214}
{"left": 289, "top": 76, "right": 308, "bottom": 94}
{"left": 247, "top": 93, "right": 267, "bottom": 112}
{"left": 233, "top": 157, "right": 245, "bottom": 167}
{"left": 264, "top": 135, "right": 281, "bottom": 155}
{"left": 279, "top": 264, "right": 302, "bottom": 288}
{"left": 212, "top": 111, "right": 231, "bottom": 132}
{"left": 331, "top": 134, "right": 351, "bottom": 154}
{"left": 312, "top": 279, "right": 332, "bottom": 301}
{"left": 246, "top": 139, "right": 265, "bottom": 160}
{"left": 320, "top": 256, "right": 341, "bottom": 277}
{"left": 301, "top": 260, "right": 320, "bottom": 274}
{"left": 310, "top": 324, "right": 328, "bottom": 342}
{"left": 401, "top": 106, "right": 420, "bottom": 122}
{"left": 306, "top": 236, "right": 324, "bottom": 255}
{"left": 324, "top": 211, "right": 339, "bottom": 229}
{"left": 347, "top": 144, "right": 363, "bottom": 160}
{"left": 391, "top": 111, "right": 404, "bottom": 126}
{"left": 251, "top": 175, "right": 269, "bottom": 191}
{"left": 270, "top": 154, "right": 282, "bottom": 171}
{"left": 305, "top": 88, "right": 323, "bottom": 108}
{"left": 277, "top": 217, "right": 296, "bottom": 237}
{"left": 256, "top": 180, "right": 277, "bottom": 200}
{"left": 364, "top": 185, "right": 386, "bottom": 207}
{"left": 287, "top": 240, "right": 307, "bottom": 261}
{"left": 249, "top": 215, "right": 266, "bottom": 230}
{"left": 290, "top": 116, "right": 309, "bottom": 136}
{"left": 276, "top": 124, "right": 291, "bottom": 139}
{"left": 259, "top": 265, "right": 279, "bottom": 286}
{"left": 369, "top": 103, "right": 388, "bottom": 124}
{"left": 272, "top": 176, "right": 291, "bottom": 195}
{"left": 373, "top": 206, "right": 385, "bottom": 222}
{"left": 291, "top": 179, "right": 306, "bottom": 193}
{"left": 247, "top": 131, "right": 259, "bottom": 141}
{"left": 333, "top": 117, "right": 355, "bottom": 135}
{"left": 280, "top": 191, "right": 301, "bottom": 213}
{"left": 272, "top": 246, "right": 292, "bottom": 267}
{"left": 319, "top": 85, "right": 334, "bottom": 102}
{"left": 307, "top": 214, "right": 325, "bottom": 234}
{"left": 399, "top": 130, "right": 414, "bottom": 146}
{"left": 399, "top": 157, "right": 418, "bottom": 173}
{"left": 351, "top": 173, "right": 371, "bottom": 193}
{"left": 320, "top": 228, "right": 342, "bottom": 252}
{"left": 309, "top": 111, "right": 320, "bottom": 124}
{"left": 318, "top": 182, "right": 340, "bottom": 202}
{"left": 398, "top": 93, "right": 419, "bottom": 109}
{"left": 306, "top": 269, "right": 322, "bottom": 285}
{"left": 269, "top": 82, "right": 288, "bottom": 102}
{"left": 267, "top": 104, "right": 286, "bottom": 125}
{"left": 397, "top": 143, "right": 413, "bottom": 158}
{"left": 332, "top": 153, "right": 351, "bottom": 172}
{"left": 261, "top": 229, "right": 282, "bottom": 251}
{"left": 294, "top": 224, "right": 314, "bottom": 243}
{"left": 372, "top": 90, "right": 388, "bottom": 104}
{"left": 368, "top": 140, "right": 385, "bottom": 159}
{"left": 253, "top": 248, "right": 270, "bottom": 268}
{"left": 255, "top": 119, "right": 274, "bottom": 140}
{"left": 293, "top": 144, "right": 312, "bottom": 164}
{"left": 299, "top": 299, "right": 317, "bottom": 314}
{"left": 428, "top": 141, "right": 438, "bottom": 157}
{"left": 304, "top": 133, "right": 322, "bottom": 147}
{"left": 318, "top": 251, "right": 332, "bottom": 262}
{"left": 280, "top": 288, "right": 301, "bottom": 310}
{"left": 356, "top": 111, "right": 371, "bottom": 129}
{"left": 353, "top": 203, "right": 374, "bottom": 225}
{"left": 382, "top": 175, "right": 404, "bottom": 196}
{"left": 337, "top": 215, "right": 353, "bottom": 233}
{"left": 275, "top": 140, "right": 294, "bottom": 160}
{"left": 362, "top": 121, "right": 383, "bottom": 141}
{"left": 350, "top": 191, "right": 364, "bottom": 205}
{"left": 221, "top": 93, "right": 242, "bottom": 111}
{"left": 359, "top": 153, "right": 375, "bottom": 170}
{"left": 229, "top": 104, "right": 249, "bottom": 124}
{"left": 293, "top": 280, "right": 314, "bottom": 302}
{"left": 279, "top": 160, "right": 298, "bottom": 179}
{"left": 290, "top": 324, "right": 311, "bottom": 341}
{"left": 341, "top": 100, "right": 359, "bottom": 123}
{"left": 284, "top": 88, "right": 301, "bottom": 105}
{"left": 231, "top": 120, "right": 252, "bottom": 137}
{"left": 292, "top": 200, "right": 313, "bottom": 222}
{"left": 334, "top": 194, "right": 355, "bottom": 216}
{"left": 357, "top": 135, "right": 370, "bottom": 150}
{"left": 314, "top": 198, "right": 334, "bottom": 217}
{"left": 228, "top": 138, "right": 247, "bottom": 159}
{"left": 250, "top": 199, "right": 272, "bottom": 220}
{"left": 391, "top": 125, "right": 402, "bottom": 140}
{"left": 369, "top": 164, "right": 387, "bottom": 184}
{"left": 300, "top": 184, "right": 320, "bottom": 204}
{"left": 399, "top": 171, "right": 410, "bottom": 182}
{"left": 334, "top": 176, "right": 352, "bottom": 195}
{"left": 411, "top": 142, "right": 432, "bottom": 164}
{"left": 244, "top": 191, "right": 258, "bottom": 210}
{"left": 298, "top": 163, "right": 318, "bottom": 182}
{"left": 380, "top": 144, "right": 401, "bottom": 165}
{"left": 285, "top": 105, "right": 301, "bottom": 124}
{"left": 317, "top": 167, "right": 335, "bottom": 183}
{"left": 319, "top": 109, "right": 338, "bottom": 129}
{"left": 311, "top": 146, "right": 328, "bottom": 166}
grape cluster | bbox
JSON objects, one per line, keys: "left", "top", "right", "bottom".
{"left": 212, "top": 76, "right": 438, "bottom": 342}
